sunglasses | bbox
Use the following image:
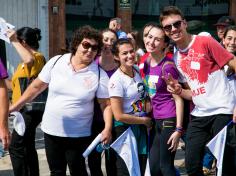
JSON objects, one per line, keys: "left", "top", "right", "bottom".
{"left": 163, "top": 20, "right": 182, "bottom": 32}
{"left": 81, "top": 41, "right": 98, "bottom": 52}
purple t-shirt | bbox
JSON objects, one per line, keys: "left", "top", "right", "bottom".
{"left": 94, "top": 56, "right": 117, "bottom": 123}
{"left": 95, "top": 57, "right": 117, "bottom": 78}
{"left": 143, "top": 57, "right": 179, "bottom": 119}
{"left": 0, "top": 59, "right": 8, "bottom": 79}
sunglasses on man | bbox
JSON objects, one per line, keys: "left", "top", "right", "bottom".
{"left": 81, "top": 41, "right": 98, "bottom": 52}
{"left": 163, "top": 20, "right": 183, "bottom": 32}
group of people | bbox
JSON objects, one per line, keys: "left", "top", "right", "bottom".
{"left": 0, "top": 5, "right": 236, "bottom": 176}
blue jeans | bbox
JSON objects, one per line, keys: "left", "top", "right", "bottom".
{"left": 203, "top": 149, "right": 214, "bottom": 169}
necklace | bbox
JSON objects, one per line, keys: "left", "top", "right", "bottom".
{"left": 119, "top": 67, "right": 136, "bottom": 82}
{"left": 70, "top": 57, "right": 89, "bottom": 72}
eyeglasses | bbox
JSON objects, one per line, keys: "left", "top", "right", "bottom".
{"left": 81, "top": 41, "right": 98, "bottom": 52}
{"left": 163, "top": 20, "right": 182, "bottom": 32}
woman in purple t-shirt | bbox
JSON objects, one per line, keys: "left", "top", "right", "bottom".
{"left": 89, "top": 28, "right": 118, "bottom": 176}
{"left": 142, "top": 24, "right": 184, "bottom": 176}
{"left": 0, "top": 59, "right": 8, "bottom": 79}
{"left": 95, "top": 28, "right": 119, "bottom": 78}
{"left": 0, "top": 58, "right": 10, "bottom": 151}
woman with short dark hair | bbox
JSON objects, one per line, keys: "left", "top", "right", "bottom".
{"left": 9, "top": 25, "right": 112, "bottom": 176}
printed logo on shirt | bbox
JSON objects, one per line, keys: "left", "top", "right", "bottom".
{"left": 144, "top": 75, "right": 159, "bottom": 98}
{"left": 83, "top": 76, "right": 93, "bottom": 89}
{"left": 131, "top": 99, "right": 146, "bottom": 114}
{"left": 131, "top": 82, "right": 147, "bottom": 115}
{"left": 192, "top": 86, "right": 206, "bottom": 97}
{"left": 178, "top": 49, "right": 208, "bottom": 85}
{"left": 109, "top": 82, "right": 116, "bottom": 89}
{"left": 190, "top": 61, "right": 200, "bottom": 70}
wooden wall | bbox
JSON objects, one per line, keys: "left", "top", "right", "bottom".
{"left": 48, "top": 0, "right": 66, "bottom": 58}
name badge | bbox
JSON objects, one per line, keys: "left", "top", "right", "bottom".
{"left": 190, "top": 61, "right": 200, "bottom": 70}
{"left": 148, "top": 75, "right": 159, "bottom": 83}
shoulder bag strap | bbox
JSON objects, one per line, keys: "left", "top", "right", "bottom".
{"left": 161, "top": 60, "right": 175, "bottom": 78}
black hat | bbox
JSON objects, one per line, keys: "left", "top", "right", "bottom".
{"left": 214, "top": 16, "right": 235, "bottom": 26}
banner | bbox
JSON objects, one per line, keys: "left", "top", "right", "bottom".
{"left": 0, "top": 17, "right": 15, "bottom": 43}
{"left": 144, "top": 157, "right": 151, "bottom": 176}
{"left": 110, "top": 127, "right": 141, "bottom": 176}
{"left": 206, "top": 125, "right": 228, "bottom": 176}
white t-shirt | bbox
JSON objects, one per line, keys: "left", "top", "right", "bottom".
{"left": 38, "top": 53, "right": 109, "bottom": 137}
{"left": 108, "top": 68, "right": 147, "bottom": 116}
{"left": 174, "top": 35, "right": 235, "bottom": 117}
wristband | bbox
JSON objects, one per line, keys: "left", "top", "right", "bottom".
{"left": 175, "top": 127, "right": 184, "bottom": 135}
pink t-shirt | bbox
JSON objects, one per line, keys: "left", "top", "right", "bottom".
{"left": 175, "top": 35, "right": 235, "bottom": 116}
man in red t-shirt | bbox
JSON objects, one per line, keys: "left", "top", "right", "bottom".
{"left": 160, "top": 6, "right": 236, "bottom": 176}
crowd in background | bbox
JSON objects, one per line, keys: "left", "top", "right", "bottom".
{"left": 1, "top": 5, "right": 236, "bottom": 176}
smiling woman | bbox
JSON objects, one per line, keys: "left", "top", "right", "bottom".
{"left": 108, "top": 38, "right": 152, "bottom": 175}
{"left": 88, "top": 28, "right": 118, "bottom": 176}
{"left": 9, "top": 25, "right": 113, "bottom": 176}
{"left": 223, "top": 25, "right": 236, "bottom": 55}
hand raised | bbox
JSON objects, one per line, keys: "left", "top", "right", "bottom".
{"left": 162, "top": 73, "right": 182, "bottom": 95}
{"left": 6, "top": 29, "right": 17, "bottom": 42}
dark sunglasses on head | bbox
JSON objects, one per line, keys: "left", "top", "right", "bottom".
{"left": 163, "top": 20, "right": 182, "bottom": 32}
{"left": 81, "top": 41, "right": 98, "bottom": 52}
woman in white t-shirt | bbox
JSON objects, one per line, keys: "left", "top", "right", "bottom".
{"left": 222, "top": 26, "right": 236, "bottom": 105}
{"left": 108, "top": 38, "right": 152, "bottom": 175}
{"left": 9, "top": 25, "right": 112, "bottom": 176}
{"left": 89, "top": 28, "right": 118, "bottom": 176}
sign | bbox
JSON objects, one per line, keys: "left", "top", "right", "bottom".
{"left": 119, "top": 0, "right": 131, "bottom": 9}
{"left": 0, "top": 17, "right": 15, "bottom": 43}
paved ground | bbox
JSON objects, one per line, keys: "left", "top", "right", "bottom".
{"left": 0, "top": 117, "right": 190, "bottom": 176}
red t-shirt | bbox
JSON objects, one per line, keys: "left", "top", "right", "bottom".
{"left": 175, "top": 35, "right": 234, "bottom": 116}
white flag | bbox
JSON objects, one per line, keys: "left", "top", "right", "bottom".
{"left": 206, "top": 125, "right": 227, "bottom": 176}
{"left": 110, "top": 127, "right": 141, "bottom": 176}
{"left": 144, "top": 157, "right": 151, "bottom": 176}
{"left": 0, "top": 17, "right": 15, "bottom": 43}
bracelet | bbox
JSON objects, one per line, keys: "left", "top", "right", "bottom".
{"left": 175, "top": 127, "right": 184, "bottom": 135}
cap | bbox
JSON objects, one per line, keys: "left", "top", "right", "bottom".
{"left": 214, "top": 16, "right": 235, "bottom": 26}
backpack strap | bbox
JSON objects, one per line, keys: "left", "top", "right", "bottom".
{"left": 142, "top": 57, "right": 151, "bottom": 78}
{"left": 98, "top": 65, "right": 100, "bottom": 82}
{"left": 51, "top": 54, "right": 64, "bottom": 68}
{"left": 161, "top": 60, "right": 175, "bottom": 78}
{"left": 96, "top": 65, "right": 101, "bottom": 93}
{"left": 133, "top": 65, "right": 140, "bottom": 75}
